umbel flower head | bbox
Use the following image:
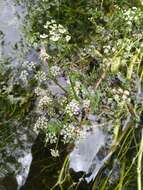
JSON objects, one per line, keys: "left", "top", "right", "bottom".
{"left": 35, "top": 71, "right": 47, "bottom": 83}
{"left": 66, "top": 99, "right": 80, "bottom": 117}
{"left": 34, "top": 116, "right": 48, "bottom": 134}
{"left": 50, "top": 149, "right": 59, "bottom": 157}
{"left": 45, "top": 132, "right": 58, "bottom": 144}
{"left": 60, "top": 124, "right": 81, "bottom": 144}
{"left": 50, "top": 66, "right": 61, "bottom": 77}
{"left": 20, "top": 70, "right": 28, "bottom": 83}
{"left": 42, "top": 19, "right": 71, "bottom": 42}
{"left": 38, "top": 96, "right": 53, "bottom": 110}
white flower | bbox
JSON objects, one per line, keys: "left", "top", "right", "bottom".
{"left": 112, "top": 88, "right": 116, "bottom": 94}
{"left": 122, "top": 94, "right": 128, "bottom": 100}
{"left": 111, "top": 47, "right": 116, "bottom": 53}
{"left": 38, "top": 96, "right": 53, "bottom": 109}
{"left": 50, "top": 24, "right": 57, "bottom": 30}
{"left": 66, "top": 100, "right": 80, "bottom": 116}
{"left": 44, "top": 21, "right": 51, "bottom": 29}
{"left": 124, "top": 10, "right": 130, "bottom": 17}
{"left": 75, "top": 81, "right": 81, "bottom": 89}
{"left": 22, "top": 61, "right": 36, "bottom": 71}
{"left": 50, "top": 33, "right": 61, "bottom": 41}
{"left": 124, "top": 90, "right": 130, "bottom": 96}
{"left": 45, "top": 133, "right": 57, "bottom": 144}
{"left": 40, "top": 33, "right": 48, "bottom": 39}
{"left": 46, "top": 20, "right": 70, "bottom": 42}
{"left": 118, "top": 88, "right": 123, "bottom": 94}
{"left": 65, "top": 35, "right": 71, "bottom": 42}
{"left": 58, "top": 24, "right": 67, "bottom": 34}
{"left": 35, "top": 71, "right": 47, "bottom": 83}
{"left": 34, "top": 87, "right": 42, "bottom": 96}
{"left": 34, "top": 87, "right": 46, "bottom": 96}
{"left": 132, "top": 7, "right": 137, "bottom": 11}
{"left": 23, "top": 61, "right": 36, "bottom": 71}
{"left": 50, "top": 149, "right": 59, "bottom": 157}
{"left": 50, "top": 66, "right": 61, "bottom": 77}
{"left": 103, "top": 45, "right": 110, "bottom": 54}
{"left": 51, "top": 19, "right": 56, "bottom": 24}
{"left": 34, "top": 116, "right": 48, "bottom": 134}
{"left": 20, "top": 70, "right": 29, "bottom": 84}
{"left": 60, "top": 124, "right": 79, "bottom": 144}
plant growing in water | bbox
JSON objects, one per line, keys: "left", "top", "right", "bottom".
{"left": 2, "top": 0, "right": 143, "bottom": 189}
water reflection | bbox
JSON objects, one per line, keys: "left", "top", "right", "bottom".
{"left": 0, "top": 0, "right": 27, "bottom": 60}
{"left": 0, "top": 1, "right": 34, "bottom": 190}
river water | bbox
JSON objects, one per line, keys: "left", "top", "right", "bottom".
{"left": 0, "top": 1, "right": 35, "bottom": 190}
{"left": 0, "top": 0, "right": 28, "bottom": 62}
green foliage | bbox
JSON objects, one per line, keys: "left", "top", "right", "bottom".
{"left": 2, "top": 0, "right": 143, "bottom": 189}
{"left": 16, "top": 0, "right": 143, "bottom": 189}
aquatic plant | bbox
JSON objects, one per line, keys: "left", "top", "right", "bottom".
{"left": 2, "top": 0, "right": 143, "bottom": 189}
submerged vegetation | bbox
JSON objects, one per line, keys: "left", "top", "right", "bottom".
{"left": 1, "top": 0, "right": 143, "bottom": 189}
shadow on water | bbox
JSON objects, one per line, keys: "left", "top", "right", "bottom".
{"left": 21, "top": 135, "right": 68, "bottom": 190}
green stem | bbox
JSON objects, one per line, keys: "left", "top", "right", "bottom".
{"left": 69, "top": 76, "right": 79, "bottom": 101}
{"left": 118, "top": 161, "right": 125, "bottom": 190}
{"left": 137, "top": 128, "right": 143, "bottom": 190}
{"left": 51, "top": 156, "right": 69, "bottom": 190}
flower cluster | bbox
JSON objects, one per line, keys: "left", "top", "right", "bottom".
{"left": 50, "top": 149, "right": 59, "bottom": 157}
{"left": 66, "top": 99, "right": 80, "bottom": 117}
{"left": 103, "top": 45, "right": 116, "bottom": 54}
{"left": 35, "top": 71, "right": 47, "bottom": 83}
{"left": 40, "top": 19, "right": 71, "bottom": 42}
{"left": 40, "top": 33, "right": 48, "bottom": 39}
{"left": 81, "top": 44, "right": 98, "bottom": 57}
{"left": 19, "top": 70, "right": 29, "bottom": 85}
{"left": 22, "top": 61, "right": 36, "bottom": 71}
{"left": 50, "top": 66, "right": 61, "bottom": 77}
{"left": 38, "top": 95, "right": 53, "bottom": 110}
{"left": 121, "top": 7, "right": 143, "bottom": 34}
{"left": 60, "top": 124, "right": 80, "bottom": 144}
{"left": 123, "top": 7, "right": 141, "bottom": 24}
{"left": 112, "top": 88, "right": 130, "bottom": 103}
{"left": 45, "top": 132, "right": 58, "bottom": 144}
{"left": 34, "top": 116, "right": 48, "bottom": 134}
{"left": 34, "top": 87, "right": 46, "bottom": 96}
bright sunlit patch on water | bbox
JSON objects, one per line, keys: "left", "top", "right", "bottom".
{"left": 16, "top": 153, "right": 32, "bottom": 190}
{"left": 0, "top": 0, "right": 26, "bottom": 58}
{"left": 69, "top": 126, "right": 110, "bottom": 183}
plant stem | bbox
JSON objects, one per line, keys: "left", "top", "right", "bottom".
{"left": 51, "top": 156, "right": 69, "bottom": 190}
{"left": 137, "top": 128, "right": 143, "bottom": 190}
{"left": 118, "top": 161, "right": 125, "bottom": 190}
